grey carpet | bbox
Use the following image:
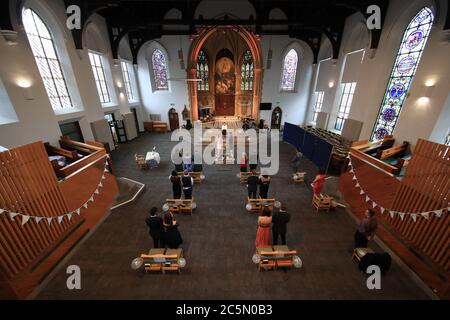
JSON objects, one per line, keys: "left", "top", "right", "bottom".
{"left": 36, "top": 132, "right": 429, "bottom": 299}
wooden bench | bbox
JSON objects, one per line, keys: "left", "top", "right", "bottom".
{"left": 256, "top": 246, "right": 298, "bottom": 271}
{"left": 141, "top": 248, "right": 184, "bottom": 274}
{"left": 376, "top": 141, "right": 409, "bottom": 160}
{"left": 352, "top": 136, "right": 395, "bottom": 155}
{"left": 240, "top": 171, "right": 259, "bottom": 184}
{"left": 166, "top": 198, "right": 195, "bottom": 215}
{"left": 247, "top": 197, "right": 275, "bottom": 213}
{"left": 312, "top": 194, "right": 333, "bottom": 212}
{"left": 153, "top": 121, "right": 168, "bottom": 133}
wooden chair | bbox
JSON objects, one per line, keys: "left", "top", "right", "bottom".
{"left": 352, "top": 247, "right": 375, "bottom": 262}
{"left": 135, "top": 153, "right": 149, "bottom": 170}
{"left": 166, "top": 198, "right": 194, "bottom": 215}
{"left": 293, "top": 172, "right": 306, "bottom": 184}
{"left": 312, "top": 194, "right": 333, "bottom": 212}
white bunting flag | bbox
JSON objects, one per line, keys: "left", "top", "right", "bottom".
{"left": 421, "top": 212, "right": 429, "bottom": 220}
{"left": 372, "top": 202, "right": 377, "bottom": 208}
{"left": 99, "top": 182, "right": 103, "bottom": 188}
{"left": 365, "top": 195, "right": 370, "bottom": 202}
{"left": 360, "top": 190, "right": 365, "bottom": 195}
{"left": 67, "top": 213, "right": 72, "bottom": 221}
{"left": 47, "top": 217, "right": 52, "bottom": 225}
{"left": 83, "top": 203, "right": 88, "bottom": 209}
{"left": 389, "top": 211, "right": 396, "bottom": 219}
{"left": 380, "top": 207, "right": 385, "bottom": 214}
{"left": 89, "top": 196, "right": 94, "bottom": 203}
{"left": 34, "top": 216, "right": 43, "bottom": 224}
{"left": 0, "top": 209, "right": 4, "bottom": 215}
{"left": 434, "top": 209, "right": 443, "bottom": 218}
{"left": 352, "top": 175, "right": 357, "bottom": 181}
{"left": 399, "top": 212, "right": 405, "bottom": 221}
{"left": 104, "top": 168, "right": 109, "bottom": 173}
{"left": 57, "top": 216, "right": 64, "bottom": 224}
{"left": 411, "top": 214, "right": 417, "bottom": 222}
{"left": 355, "top": 183, "right": 360, "bottom": 188}
{"left": 21, "top": 215, "right": 30, "bottom": 226}
{"left": 101, "top": 175, "right": 106, "bottom": 180}
{"left": 349, "top": 168, "right": 354, "bottom": 174}
{"left": 94, "top": 189, "right": 99, "bottom": 195}
{"left": 9, "top": 212, "right": 18, "bottom": 220}
{"left": 76, "top": 208, "right": 81, "bottom": 215}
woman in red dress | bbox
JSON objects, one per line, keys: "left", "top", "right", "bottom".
{"left": 312, "top": 168, "right": 326, "bottom": 195}
{"left": 255, "top": 208, "right": 272, "bottom": 247}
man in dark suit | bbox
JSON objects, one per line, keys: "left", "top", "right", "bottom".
{"left": 272, "top": 204, "right": 291, "bottom": 245}
{"left": 246, "top": 171, "right": 259, "bottom": 199}
{"left": 145, "top": 207, "right": 165, "bottom": 248}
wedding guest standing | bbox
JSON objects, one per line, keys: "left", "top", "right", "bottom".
{"left": 181, "top": 170, "right": 194, "bottom": 199}
{"left": 169, "top": 170, "right": 182, "bottom": 199}
{"left": 240, "top": 152, "right": 248, "bottom": 172}
{"left": 163, "top": 212, "right": 183, "bottom": 249}
{"left": 247, "top": 170, "right": 259, "bottom": 199}
{"left": 258, "top": 175, "right": 271, "bottom": 199}
{"left": 255, "top": 207, "right": 272, "bottom": 247}
{"left": 145, "top": 207, "right": 165, "bottom": 248}
{"left": 272, "top": 204, "right": 291, "bottom": 245}
{"left": 354, "top": 209, "right": 378, "bottom": 248}
{"left": 291, "top": 150, "right": 303, "bottom": 173}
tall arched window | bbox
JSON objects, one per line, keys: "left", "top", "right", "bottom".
{"left": 371, "top": 7, "right": 433, "bottom": 141}
{"left": 196, "top": 50, "right": 209, "bottom": 91}
{"left": 241, "top": 50, "right": 254, "bottom": 91}
{"left": 281, "top": 49, "right": 298, "bottom": 91}
{"left": 151, "top": 49, "right": 169, "bottom": 91}
{"left": 22, "top": 8, "right": 73, "bottom": 110}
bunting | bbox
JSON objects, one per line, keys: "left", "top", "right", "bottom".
{"left": 0, "top": 157, "right": 109, "bottom": 227}
{"left": 347, "top": 156, "right": 448, "bottom": 223}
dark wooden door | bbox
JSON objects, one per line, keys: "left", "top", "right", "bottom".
{"left": 271, "top": 107, "right": 282, "bottom": 129}
{"left": 168, "top": 109, "right": 179, "bottom": 131}
{"left": 215, "top": 95, "right": 235, "bottom": 116}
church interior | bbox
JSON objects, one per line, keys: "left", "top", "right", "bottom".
{"left": 0, "top": 0, "right": 449, "bottom": 301}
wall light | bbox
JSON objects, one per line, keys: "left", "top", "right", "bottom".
{"left": 328, "top": 81, "right": 335, "bottom": 89}
{"left": 423, "top": 83, "right": 435, "bottom": 98}
{"left": 17, "top": 79, "right": 34, "bottom": 100}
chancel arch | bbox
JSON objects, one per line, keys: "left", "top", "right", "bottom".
{"left": 187, "top": 24, "right": 263, "bottom": 121}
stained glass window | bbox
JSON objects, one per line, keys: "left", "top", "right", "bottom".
{"left": 281, "top": 49, "right": 298, "bottom": 91}
{"left": 121, "top": 60, "right": 135, "bottom": 102}
{"left": 22, "top": 8, "right": 73, "bottom": 110}
{"left": 196, "top": 50, "right": 209, "bottom": 91}
{"left": 152, "top": 49, "right": 169, "bottom": 91}
{"left": 335, "top": 82, "right": 357, "bottom": 131}
{"left": 371, "top": 7, "right": 433, "bottom": 141}
{"left": 312, "top": 91, "right": 324, "bottom": 122}
{"left": 241, "top": 50, "right": 254, "bottom": 91}
{"left": 88, "top": 51, "right": 111, "bottom": 103}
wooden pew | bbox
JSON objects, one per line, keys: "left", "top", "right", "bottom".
{"left": 256, "top": 246, "right": 298, "bottom": 271}
{"left": 352, "top": 136, "right": 395, "bottom": 155}
{"left": 247, "top": 198, "right": 275, "bottom": 213}
{"left": 44, "top": 142, "right": 80, "bottom": 161}
{"left": 141, "top": 248, "right": 184, "bottom": 274}
{"left": 350, "top": 148, "right": 397, "bottom": 176}
{"left": 153, "top": 121, "right": 168, "bottom": 133}
{"left": 376, "top": 141, "right": 409, "bottom": 160}
{"left": 166, "top": 198, "right": 195, "bottom": 215}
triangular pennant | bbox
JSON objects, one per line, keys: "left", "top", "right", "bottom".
{"left": 83, "top": 203, "right": 88, "bottom": 209}
{"left": 0, "top": 208, "right": 4, "bottom": 215}
{"left": 46, "top": 217, "right": 52, "bottom": 225}
{"left": 94, "top": 189, "right": 99, "bottom": 195}
{"left": 34, "top": 216, "right": 43, "bottom": 223}
{"left": 421, "top": 212, "right": 429, "bottom": 220}
{"left": 67, "top": 213, "right": 72, "bottom": 221}
{"left": 21, "top": 215, "right": 30, "bottom": 226}
{"left": 76, "top": 208, "right": 81, "bottom": 215}
{"left": 380, "top": 207, "right": 385, "bottom": 214}
{"left": 101, "top": 175, "right": 106, "bottom": 180}
{"left": 89, "top": 196, "right": 94, "bottom": 203}
{"left": 411, "top": 214, "right": 417, "bottom": 222}
{"left": 399, "top": 212, "right": 405, "bottom": 221}
{"left": 104, "top": 168, "right": 109, "bottom": 173}
{"left": 355, "top": 183, "right": 360, "bottom": 188}
{"left": 349, "top": 168, "right": 354, "bottom": 174}
{"left": 352, "top": 175, "right": 357, "bottom": 181}
{"left": 365, "top": 195, "right": 370, "bottom": 202}
{"left": 360, "top": 189, "right": 365, "bottom": 195}
{"left": 372, "top": 202, "right": 377, "bottom": 208}
{"left": 9, "top": 212, "right": 18, "bottom": 220}
{"left": 57, "top": 216, "right": 64, "bottom": 224}
{"left": 389, "top": 211, "right": 396, "bottom": 218}
{"left": 434, "top": 209, "right": 443, "bottom": 218}
{"left": 99, "top": 182, "right": 103, "bottom": 188}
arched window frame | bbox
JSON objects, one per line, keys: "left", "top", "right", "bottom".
{"left": 241, "top": 50, "right": 254, "bottom": 91}
{"left": 371, "top": 7, "right": 434, "bottom": 141}
{"left": 196, "top": 50, "right": 209, "bottom": 91}
{"left": 151, "top": 48, "right": 169, "bottom": 91}
{"left": 280, "top": 48, "right": 299, "bottom": 92}
{"left": 22, "top": 7, "right": 74, "bottom": 111}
